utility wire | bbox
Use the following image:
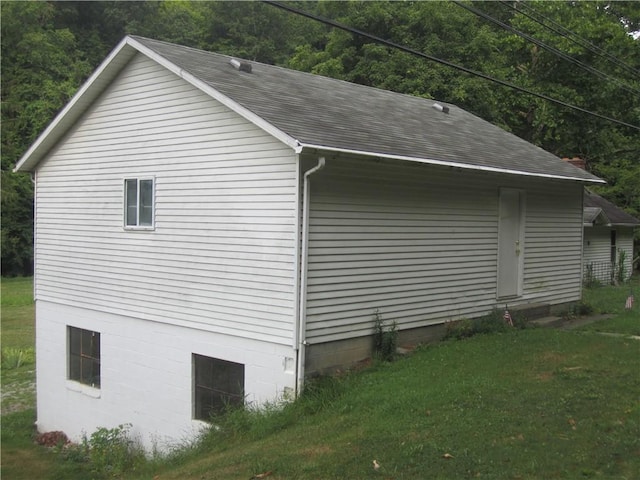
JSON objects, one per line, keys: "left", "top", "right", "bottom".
{"left": 453, "top": 1, "right": 640, "bottom": 97}
{"left": 263, "top": 1, "right": 640, "bottom": 131}
{"left": 505, "top": 0, "right": 640, "bottom": 78}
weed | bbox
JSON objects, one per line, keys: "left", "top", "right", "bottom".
{"left": 583, "top": 263, "right": 601, "bottom": 288}
{"left": 61, "top": 423, "right": 145, "bottom": 477}
{"left": 1, "top": 347, "right": 35, "bottom": 370}
{"left": 560, "top": 301, "right": 594, "bottom": 320}
{"left": 373, "top": 309, "right": 398, "bottom": 361}
{"left": 444, "top": 309, "right": 519, "bottom": 340}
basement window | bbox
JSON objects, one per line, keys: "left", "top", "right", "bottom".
{"left": 124, "top": 178, "right": 154, "bottom": 228}
{"left": 193, "top": 354, "right": 244, "bottom": 420}
{"left": 68, "top": 326, "right": 101, "bottom": 388}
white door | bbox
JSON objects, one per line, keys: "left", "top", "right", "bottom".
{"left": 497, "top": 188, "right": 524, "bottom": 298}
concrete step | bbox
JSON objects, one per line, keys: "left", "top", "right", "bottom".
{"left": 529, "top": 315, "right": 565, "bottom": 328}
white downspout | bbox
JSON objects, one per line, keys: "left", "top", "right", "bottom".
{"left": 296, "top": 156, "right": 326, "bottom": 395}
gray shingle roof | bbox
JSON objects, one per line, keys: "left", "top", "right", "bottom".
{"left": 15, "top": 35, "right": 604, "bottom": 183}
{"left": 132, "top": 36, "right": 601, "bottom": 183}
{"left": 584, "top": 190, "right": 640, "bottom": 226}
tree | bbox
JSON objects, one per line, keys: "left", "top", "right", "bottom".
{"left": 1, "top": 1, "right": 91, "bottom": 276}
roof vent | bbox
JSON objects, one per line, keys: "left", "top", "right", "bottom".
{"left": 432, "top": 102, "right": 449, "bottom": 114}
{"left": 229, "top": 58, "right": 252, "bottom": 73}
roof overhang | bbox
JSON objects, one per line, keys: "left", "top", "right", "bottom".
{"left": 13, "top": 35, "right": 607, "bottom": 186}
{"left": 299, "top": 143, "right": 606, "bottom": 184}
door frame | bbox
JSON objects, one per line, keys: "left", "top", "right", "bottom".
{"left": 497, "top": 188, "right": 525, "bottom": 300}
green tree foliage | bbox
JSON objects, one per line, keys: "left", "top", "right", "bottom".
{"left": 1, "top": 2, "right": 91, "bottom": 276}
{"left": 1, "top": 0, "right": 639, "bottom": 276}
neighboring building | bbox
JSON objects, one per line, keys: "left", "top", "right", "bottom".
{"left": 15, "top": 36, "right": 603, "bottom": 450}
{"left": 583, "top": 190, "right": 639, "bottom": 285}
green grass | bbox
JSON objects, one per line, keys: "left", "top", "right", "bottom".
{"left": 2, "top": 276, "right": 639, "bottom": 479}
{"left": 1, "top": 276, "right": 35, "bottom": 348}
{"left": 581, "top": 274, "right": 640, "bottom": 336}
{"left": 136, "top": 329, "right": 639, "bottom": 480}
{"left": 1, "top": 276, "right": 36, "bottom": 415}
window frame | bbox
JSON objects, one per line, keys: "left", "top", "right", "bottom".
{"left": 124, "top": 177, "right": 155, "bottom": 230}
{"left": 193, "top": 354, "right": 245, "bottom": 421}
{"left": 68, "top": 326, "right": 101, "bottom": 389}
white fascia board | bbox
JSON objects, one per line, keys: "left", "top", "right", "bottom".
{"left": 128, "top": 37, "right": 301, "bottom": 153}
{"left": 299, "top": 143, "right": 606, "bottom": 184}
{"left": 14, "top": 37, "right": 137, "bottom": 172}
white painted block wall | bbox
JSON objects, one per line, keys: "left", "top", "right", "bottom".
{"left": 35, "top": 300, "right": 296, "bottom": 451}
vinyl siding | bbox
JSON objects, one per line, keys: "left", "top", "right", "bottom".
{"left": 522, "top": 183, "right": 584, "bottom": 301}
{"left": 583, "top": 227, "right": 635, "bottom": 283}
{"left": 34, "top": 54, "right": 298, "bottom": 345}
{"left": 304, "top": 156, "right": 584, "bottom": 343}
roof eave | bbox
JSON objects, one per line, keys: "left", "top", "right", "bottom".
{"left": 300, "top": 143, "right": 606, "bottom": 184}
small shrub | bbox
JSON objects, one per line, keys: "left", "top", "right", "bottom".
{"left": 373, "top": 310, "right": 398, "bottom": 361}
{"left": 1, "top": 347, "right": 35, "bottom": 370}
{"left": 61, "top": 423, "right": 145, "bottom": 477}
{"left": 560, "top": 301, "right": 594, "bottom": 320}
{"left": 583, "top": 263, "right": 601, "bottom": 288}
{"left": 444, "top": 309, "right": 523, "bottom": 340}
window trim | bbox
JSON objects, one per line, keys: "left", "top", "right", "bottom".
{"left": 123, "top": 177, "right": 155, "bottom": 230}
{"left": 68, "top": 326, "right": 101, "bottom": 389}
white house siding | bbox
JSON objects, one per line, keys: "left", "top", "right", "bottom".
{"left": 36, "top": 300, "right": 296, "bottom": 451}
{"left": 583, "top": 227, "right": 635, "bottom": 283}
{"left": 304, "top": 156, "right": 584, "bottom": 344}
{"left": 34, "top": 53, "right": 299, "bottom": 345}
{"left": 522, "top": 182, "right": 583, "bottom": 302}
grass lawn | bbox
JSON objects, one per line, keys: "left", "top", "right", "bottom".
{"left": 1, "top": 276, "right": 639, "bottom": 479}
{"left": 580, "top": 274, "right": 640, "bottom": 336}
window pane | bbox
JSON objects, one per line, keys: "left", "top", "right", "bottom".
{"left": 91, "top": 359, "right": 101, "bottom": 387}
{"left": 81, "top": 357, "right": 93, "bottom": 384}
{"left": 69, "top": 354, "right": 81, "bottom": 381}
{"left": 69, "top": 327, "right": 81, "bottom": 355}
{"left": 139, "top": 179, "right": 153, "bottom": 226}
{"left": 125, "top": 179, "right": 138, "bottom": 226}
{"left": 81, "top": 330, "right": 92, "bottom": 356}
{"left": 91, "top": 332, "right": 100, "bottom": 358}
{"left": 195, "top": 355, "right": 212, "bottom": 386}
{"left": 68, "top": 326, "right": 100, "bottom": 388}
{"left": 193, "top": 355, "right": 244, "bottom": 420}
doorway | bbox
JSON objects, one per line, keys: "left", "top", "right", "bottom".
{"left": 497, "top": 188, "right": 525, "bottom": 299}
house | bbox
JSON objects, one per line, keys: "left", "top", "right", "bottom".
{"left": 15, "top": 36, "right": 603, "bottom": 450}
{"left": 583, "top": 189, "right": 639, "bottom": 284}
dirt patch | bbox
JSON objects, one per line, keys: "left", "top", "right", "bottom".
{"left": 1, "top": 373, "right": 36, "bottom": 414}
{"left": 535, "top": 371, "right": 554, "bottom": 382}
{"left": 537, "top": 351, "right": 567, "bottom": 363}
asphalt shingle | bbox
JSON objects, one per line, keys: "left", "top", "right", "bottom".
{"left": 132, "top": 37, "right": 604, "bottom": 183}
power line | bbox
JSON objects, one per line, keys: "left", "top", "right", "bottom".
{"left": 263, "top": 1, "right": 640, "bottom": 131}
{"left": 504, "top": 0, "right": 640, "bottom": 78}
{"left": 453, "top": 0, "right": 640, "bottom": 97}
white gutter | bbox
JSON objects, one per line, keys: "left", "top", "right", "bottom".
{"left": 296, "top": 143, "right": 606, "bottom": 184}
{"left": 295, "top": 156, "right": 326, "bottom": 395}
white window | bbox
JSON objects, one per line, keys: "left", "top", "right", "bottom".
{"left": 124, "top": 178, "right": 154, "bottom": 228}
